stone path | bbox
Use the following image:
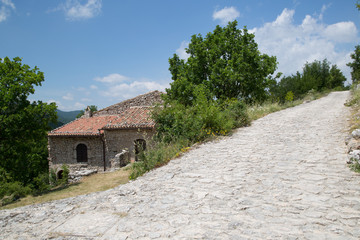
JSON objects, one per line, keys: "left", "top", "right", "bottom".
{"left": 1, "top": 91, "right": 360, "bottom": 239}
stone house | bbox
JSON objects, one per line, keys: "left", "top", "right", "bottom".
{"left": 48, "top": 91, "right": 163, "bottom": 177}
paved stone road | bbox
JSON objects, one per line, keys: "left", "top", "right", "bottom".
{"left": 1, "top": 91, "right": 360, "bottom": 239}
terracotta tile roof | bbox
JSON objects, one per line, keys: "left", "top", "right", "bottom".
{"left": 102, "top": 107, "right": 155, "bottom": 130}
{"left": 48, "top": 107, "right": 155, "bottom": 137}
{"left": 95, "top": 90, "right": 164, "bottom": 116}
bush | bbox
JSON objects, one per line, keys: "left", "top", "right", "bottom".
{"left": 32, "top": 173, "right": 51, "bottom": 195}
{"left": 285, "top": 91, "right": 294, "bottom": 102}
{"left": 130, "top": 138, "right": 189, "bottom": 180}
{"left": 153, "top": 86, "right": 249, "bottom": 143}
{"left": 59, "top": 164, "right": 70, "bottom": 185}
{"left": 0, "top": 181, "right": 32, "bottom": 206}
{"left": 49, "top": 164, "right": 70, "bottom": 187}
{"left": 49, "top": 168, "right": 58, "bottom": 186}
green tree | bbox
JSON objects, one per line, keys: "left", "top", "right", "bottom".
{"left": 167, "top": 21, "right": 278, "bottom": 105}
{"left": 301, "top": 59, "right": 330, "bottom": 92}
{"left": 329, "top": 64, "right": 346, "bottom": 88}
{"left": 272, "top": 59, "right": 346, "bottom": 102}
{"left": 0, "top": 57, "right": 57, "bottom": 186}
{"left": 76, "top": 105, "right": 98, "bottom": 118}
{"left": 347, "top": 45, "right": 360, "bottom": 84}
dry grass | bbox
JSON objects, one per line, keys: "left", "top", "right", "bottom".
{"left": 247, "top": 91, "right": 330, "bottom": 121}
{"left": 345, "top": 87, "right": 360, "bottom": 132}
{"left": 247, "top": 100, "right": 302, "bottom": 121}
{"left": 0, "top": 168, "right": 130, "bottom": 210}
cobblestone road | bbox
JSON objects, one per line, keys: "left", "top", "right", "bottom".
{"left": 1, "top": 91, "right": 360, "bottom": 239}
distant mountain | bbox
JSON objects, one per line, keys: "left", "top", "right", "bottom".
{"left": 50, "top": 109, "right": 82, "bottom": 130}
{"left": 57, "top": 109, "right": 82, "bottom": 124}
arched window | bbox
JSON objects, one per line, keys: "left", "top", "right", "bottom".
{"left": 134, "top": 139, "right": 146, "bottom": 161}
{"left": 76, "top": 144, "right": 88, "bottom": 162}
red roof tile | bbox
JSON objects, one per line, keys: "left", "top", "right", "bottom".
{"left": 48, "top": 107, "right": 155, "bottom": 137}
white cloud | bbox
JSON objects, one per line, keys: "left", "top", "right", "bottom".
{"left": 0, "top": 0, "right": 15, "bottom": 23}
{"left": 319, "top": 3, "right": 331, "bottom": 20}
{"left": 48, "top": 99, "right": 65, "bottom": 110}
{"left": 74, "top": 102, "right": 86, "bottom": 109}
{"left": 90, "top": 84, "right": 98, "bottom": 89}
{"left": 99, "top": 80, "right": 169, "bottom": 100}
{"left": 62, "top": 93, "right": 74, "bottom": 101}
{"left": 81, "top": 98, "right": 92, "bottom": 102}
{"left": 176, "top": 41, "right": 190, "bottom": 60}
{"left": 94, "top": 73, "right": 129, "bottom": 84}
{"left": 323, "top": 22, "right": 358, "bottom": 43}
{"left": 213, "top": 6, "right": 240, "bottom": 25}
{"left": 250, "top": 8, "right": 359, "bottom": 82}
{"left": 59, "top": 0, "right": 102, "bottom": 21}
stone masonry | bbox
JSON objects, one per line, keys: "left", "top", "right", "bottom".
{"left": 1, "top": 91, "right": 360, "bottom": 239}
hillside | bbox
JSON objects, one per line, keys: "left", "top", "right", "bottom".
{"left": 50, "top": 109, "right": 81, "bottom": 129}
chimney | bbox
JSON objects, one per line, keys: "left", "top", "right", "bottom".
{"left": 84, "top": 106, "right": 93, "bottom": 118}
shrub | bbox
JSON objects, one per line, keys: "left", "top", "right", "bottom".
{"left": 153, "top": 86, "right": 249, "bottom": 143}
{"left": 32, "top": 173, "right": 51, "bottom": 195}
{"left": 59, "top": 164, "right": 70, "bottom": 185}
{"left": 130, "top": 138, "right": 189, "bottom": 180}
{"left": 49, "top": 168, "right": 58, "bottom": 186}
{"left": 285, "top": 91, "right": 294, "bottom": 102}
{"left": 0, "top": 181, "right": 32, "bottom": 206}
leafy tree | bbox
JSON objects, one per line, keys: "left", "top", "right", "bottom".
{"left": 272, "top": 59, "right": 346, "bottom": 102}
{"left": 329, "top": 64, "right": 346, "bottom": 88}
{"left": 167, "top": 21, "right": 278, "bottom": 105}
{"left": 0, "top": 57, "right": 57, "bottom": 186}
{"left": 347, "top": 45, "right": 360, "bottom": 84}
{"left": 76, "top": 105, "right": 98, "bottom": 118}
{"left": 301, "top": 59, "right": 330, "bottom": 92}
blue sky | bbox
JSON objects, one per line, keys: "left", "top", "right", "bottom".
{"left": 1, "top": 0, "right": 359, "bottom": 111}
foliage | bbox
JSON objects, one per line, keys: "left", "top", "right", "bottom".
{"left": 1, "top": 168, "right": 130, "bottom": 210}
{"left": 0, "top": 181, "right": 32, "bottom": 206}
{"left": 49, "top": 168, "right": 58, "bottom": 186}
{"left": 349, "top": 158, "right": 360, "bottom": 173}
{"left": 0, "top": 57, "right": 57, "bottom": 187}
{"left": 59, "top": 164, "right": 70, "bottom": 185}
{"left": 285, "top": 91, "right": 294, "bottom": 102}
{"left": 129, "top": 138, "right": 189, "bottom": 180}
{"left": 0, "top": 57, "right": 58, "bottom": 204}
{"left": 31, "top": 173, "right": 51, "bottom": 195}
{"left": 347, "top": 45, "right": 360, "bottom": 84}
{"left": 271, "top": 59, "right": 347, "bottom": 102}
{"left": 167, "top": 21, "right": 278, "bottom": 105}
{"left": 76, "top": 105, "right": 98, "bottom": 118}
{"left": 49, "top": 165, "right": 70, "bottom": 186}
{"left": 153, "top": 85, "right": 249, "bottom": 143}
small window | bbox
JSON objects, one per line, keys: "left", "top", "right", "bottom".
{"left": 76, "top": 144, "right": 88, "bottom": 162}
{"left": 57, "top": 170, "right": 63, "bottom": 179}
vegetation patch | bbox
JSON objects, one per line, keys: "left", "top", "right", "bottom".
{"left": 0, "top": 168, "right": 130, "bottom": 210}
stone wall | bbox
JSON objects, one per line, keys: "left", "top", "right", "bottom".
{"left": 103, "top": 129, "right": 154, "bottom": 167}
{"left": 48, "top": 136, "right": 104, "bottom": 173}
